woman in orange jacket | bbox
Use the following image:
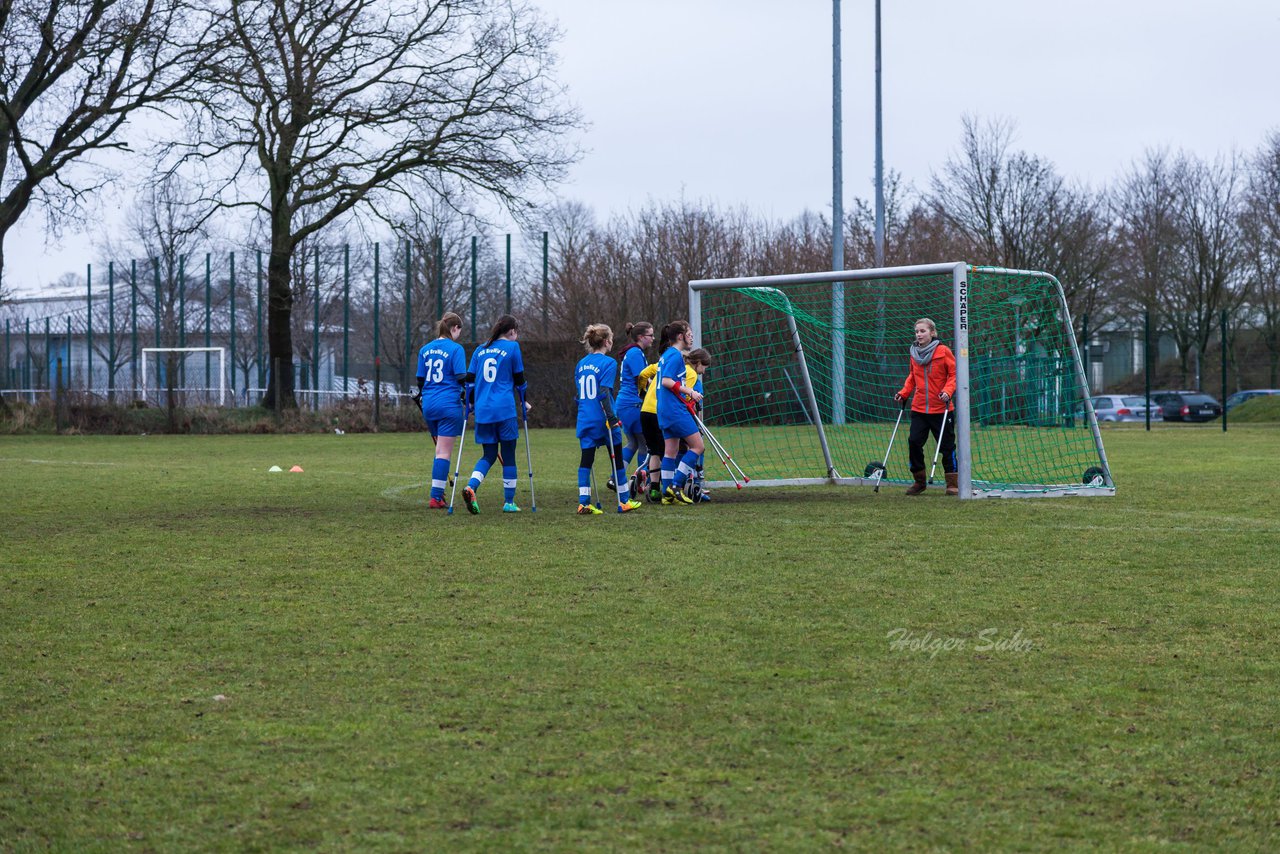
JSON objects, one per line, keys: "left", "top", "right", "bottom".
{"left": 894, "top": 318, "right": 958, "bottom": 496}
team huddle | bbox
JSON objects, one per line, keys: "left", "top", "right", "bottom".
{"left": 415, "top": 313, "right": 960, "bottom": 513}
{"left": 413, "top": 313, "right": 719, "bottom": 515}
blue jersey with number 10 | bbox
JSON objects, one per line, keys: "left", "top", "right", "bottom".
{"left": 468, "top": 339, "right": 525, "bottom": 424}
{"left": 575, "top": 352, "right": 617, "bottom": 436}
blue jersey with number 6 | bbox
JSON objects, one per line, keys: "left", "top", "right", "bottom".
{"left": 416, "top": 337, "right": 466, "bottom": 416}
{"left": 468, "top": 339, "right": 525, "bottom": 424}
{"left": 575, "top": 352, "right": 617, "bottom": 437}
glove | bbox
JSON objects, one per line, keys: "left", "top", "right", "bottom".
{"left": 411, "top": 390, "right": 423, "bottom": 408}
{"left": 608, "top": 416, "right": 623, "bottom": 431}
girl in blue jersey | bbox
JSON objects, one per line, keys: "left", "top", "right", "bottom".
{"left": 612, "top": 321, "right": 655, "bottom": 497}
{"left": 656, "top": 320, "right": 704, "bottom": 505}
{"left": 574, "top": 324, "right": 642, "bottom": 515}
{"left": 461, "top": 315, "right": 530, "bottom": 514}
{"left": 415, "top": 312, "right": 467, "bottom": 509}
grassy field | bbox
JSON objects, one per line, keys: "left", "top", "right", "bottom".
{"left": 3, "top": 425, "right": 1279, "bottom": 850}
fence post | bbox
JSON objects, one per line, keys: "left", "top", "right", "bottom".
{"left": 1081, "top": 313, "right": 1089, "bottom": 394}
{"left": 130, "top": 260, "right": 138, "bottom": 399}
{"left": 205, "top": 253, "right": 212, "bottom": 399}
{"left": 108, "top": 261, "right": 116, "bottom": 402}
{"left": 404, "top": 238, "right": 412, "bottom": 393}
{"left": 1221, "top": 309, "right": 1228, "bottom": 433}
{"left": 313, "top": 245, "right": 320, "bottom": 409}
{"left": 435, "top": 236, "right": 443, "bottom": 318}
{"left": 56, "top": 358, "right": 65, "bottom": 432}
{"left": 343, "top": 244, "right": 350, "bottom": 400}
{"left": 256, "top": 250, "right": 265, "bottom": 390}
{"left": 374, "top": 241, "right": 381, "bottom": 388}
{"left": 86, "top": 264, "right": 93, "bottom": 401}
{"left": 374, "top": 357, "right": 381, "bottom": 430}
{"left": 153, "top": 257, "right": 162, "bottom": 405}
{"left": 229, "top": 252, "right": 237, "bottom": 402}
{"left": 44, "top": 317, "right": 50, "bottom": 398}
{"left": 542, "top": 231, "right": 549, "bottom": 336}
{"left": 470, "top": 236, "right": 477, "bottom": 341}
{"left": 505, "top": 233, "right": 512, "bottom": 314}
{"left": 1144, "top": 310, "right": 1151, "bottom": 432}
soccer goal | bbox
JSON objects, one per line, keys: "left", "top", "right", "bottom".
{"left": 688, "top": 263, "right": 1114, "bottom": 499}
{"left": 141, "top": 347, "right": 227, "bottom": 406}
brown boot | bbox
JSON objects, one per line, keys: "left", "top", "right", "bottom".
{"left": 945, "top": 471, "right": 959, "bottom": 496}
{"left": 905, "top": 470, "right": 927, "bottom": 495}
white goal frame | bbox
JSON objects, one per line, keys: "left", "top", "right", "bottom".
{"left": 688, "top": 262, "right": 1115, "bottom": 500}
{"left": 141, "top": 347, "right": 227, "bottom": 405}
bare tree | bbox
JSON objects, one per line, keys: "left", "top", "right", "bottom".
{"left": 1165, "top": 152, "right": 1246, "bottom": 387}
{"left": 929, "top": 116, "right": 1114, "bottom": 335}
{"left": 0, "top": 0, "right": 213, "bottom": 294}
{"left": 178, "top": 0, "right": 579, "bottom": 407}
{"left": 1242, "top": 131, "right": 1280, "bottom": 386}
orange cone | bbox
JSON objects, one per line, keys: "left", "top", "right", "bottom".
{"left": 289, "top": 465, "right": 304, "bottom": 473}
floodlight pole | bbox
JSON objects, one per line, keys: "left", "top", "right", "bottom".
{"left": 873, "top": 0, "right": 885, "bottom": 267}
{"left": 831, "top": 0, "right": 846, "bottom": 424}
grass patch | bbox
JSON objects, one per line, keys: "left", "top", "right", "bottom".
{"left": 3, "top": 427, "right": 1279, "bottom": 849}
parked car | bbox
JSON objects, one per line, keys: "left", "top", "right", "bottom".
{"left": 1088, "top": 394, "right": 1162, "bottom": 422}
{"left": 1224, "top": 389, "right": 1280, "bottom": 412}
{"left": 1150, "top": 391, "right": 1223, "bottom": 423}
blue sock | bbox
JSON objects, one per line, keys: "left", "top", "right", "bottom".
{"left": 661, "top": 457, "right": 676, "bottom": 492}
{"left": 614, "top": 461, "right": 630, "bottom": 502}
{"left": 501, "top": 439, "right": 518, "bottom": 503}
{"left": 673, "top": 449, "right": 700, "bottom": 489}
{"left": 431, "top": 457, "right": 449, "bottom": 500}
{"left": 468, "top": 445, "right": 498, "bottom": 491}
{"left": 578, "top": 467, "right": 592, "bottom": 505}
{"left": 623, "top": 444, "right": 637, "bottom": 467}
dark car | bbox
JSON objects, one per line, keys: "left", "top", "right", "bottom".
{"left": 1150, "top": 391, "right": 1223, "bottom": 423}
{"left": 1224, "top": 389, "right": 1280, "bottom": 412}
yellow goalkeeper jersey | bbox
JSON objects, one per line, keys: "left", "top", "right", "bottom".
{"left": 639, "top": 361, "right": 696, "bottom": 414}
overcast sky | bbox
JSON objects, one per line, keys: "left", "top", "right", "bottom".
{"left": 6, "top": 0, "right": 1279, "bottom": 293}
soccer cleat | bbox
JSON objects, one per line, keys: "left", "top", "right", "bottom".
{"left": 663, "top": 486, "right": 694, "bottom": 506}
{"left": 428, "top": 497, "right": 447, "bottom": 509}
{"left": 577, "top": 503, "right": 604, "bottom": 515}
{"left": 697, "top": 490, "right": 712, "bottom": 503}
{"left": 617, "top": 499, "right": 642, "bottom": 513}
{"left": 502, "top": 502, "right": 521, "bottom": 513}
{"left": 647, "top": 486, "right": 663, "bottom": 504}
{"left": 462, "top": 486, "right": 480, "bottom": 515}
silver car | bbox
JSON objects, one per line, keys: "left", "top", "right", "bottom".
{"left": 1089, "top": 394, "right": 1162, "bottom": 422}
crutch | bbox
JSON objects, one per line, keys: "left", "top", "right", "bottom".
{"left": 447, "top": 403, "right": 470, "bottom": 515}
{"left": 871, "top": 398, "right": 907, "bottom": 493}
{"left": 928, "top": 405, "right": 950, "bottom": 484}
{"left": 600, "top": 404, "right": 626, "bottom": 511}
{"left": 520, "top": 390, "right": 537, "bottom": 512}
{"left": 689, "top": 405, "right": 750, "bottom": 488}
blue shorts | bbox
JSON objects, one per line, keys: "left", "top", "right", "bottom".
{"left": 475, "top": 417, "right": 519, "bottom": 444}
{"left": 422, "top": 405, "right": 464, "bottom": 438}
{"left": 618, "top": 403, "right": 643, "bottom": 438}
{"left": 660, "top": 410, "right": 699, "bottom": 441}
{"left": 578, "top": 425, "right": 624, "bottom": 450}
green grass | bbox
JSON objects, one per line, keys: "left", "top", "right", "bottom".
{"left": 3, "top": 426, "right": 1280, "bottom": 850}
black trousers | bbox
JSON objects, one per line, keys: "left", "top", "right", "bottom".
{"left": 908, "top": 410, "right": 956, "bottom": 474}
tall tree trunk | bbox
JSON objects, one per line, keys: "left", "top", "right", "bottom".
{"left": 263, "top": 237, "right": 296, "bottom": 409}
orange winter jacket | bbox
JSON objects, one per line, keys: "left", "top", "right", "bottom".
{"left": 897, "top": 343, "right": 956, "bottom": 415}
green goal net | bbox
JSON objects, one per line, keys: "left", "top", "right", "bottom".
{"left": 688, "top": 263, "right": 1114, "bottom": 499}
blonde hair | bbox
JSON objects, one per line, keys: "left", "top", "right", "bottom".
{"left": 580, "top": 323, "right": 612, "bottom": 352}
{"left": 915, "top": 318, "right": 938, "bottom": 337}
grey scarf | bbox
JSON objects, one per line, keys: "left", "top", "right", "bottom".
{"left": 910, "top": 338, "right": 940, "bottom": 366}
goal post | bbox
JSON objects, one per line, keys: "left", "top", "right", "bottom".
{"left": 688, "top": 263, "right": 1114, "bottom": 499}
{"left": 141, "top": 347, "right": 227, "bottom": 406}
